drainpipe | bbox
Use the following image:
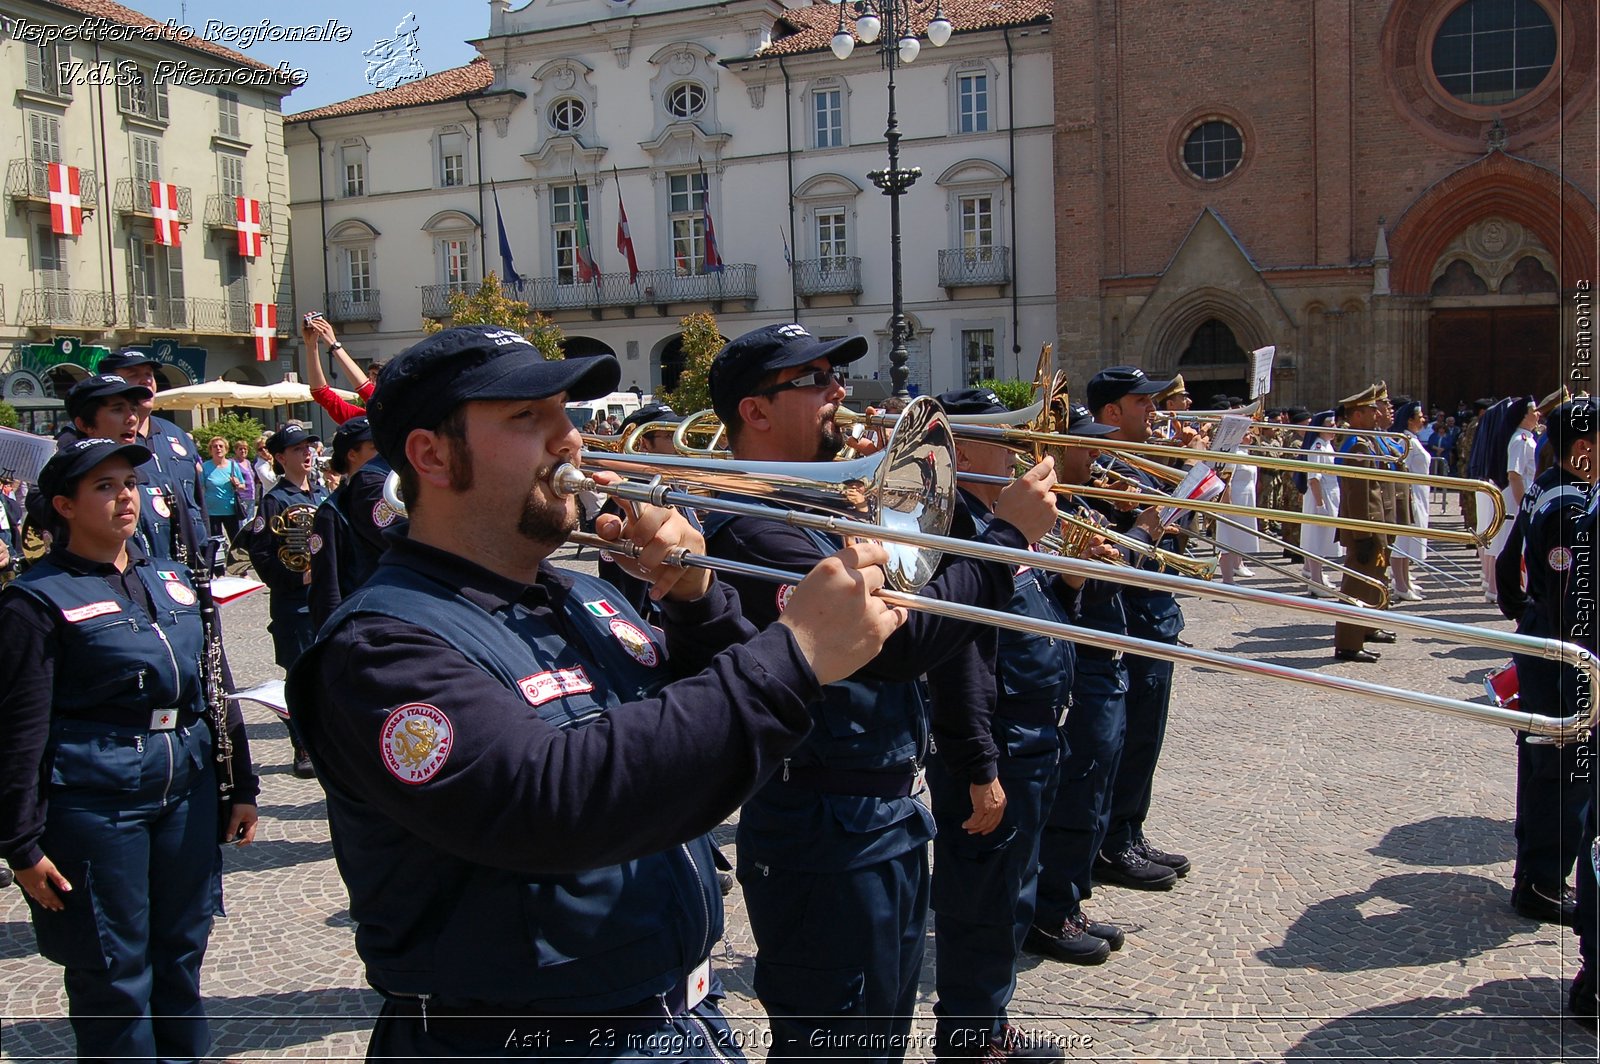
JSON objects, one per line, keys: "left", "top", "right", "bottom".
{"left": 1004, "top": 28, "right": 1020, "bottom": 378}
{"left": 308, "top": 121, "right": 330, "bottom": 305}
{"left": 781, "top": 58, "right": 798, "bottom": 323}
{"left": 93, "top": 40, "right": 117, "bottom": 324}
{"left": 465, "top": 98, "right": 488, "bottom": 278}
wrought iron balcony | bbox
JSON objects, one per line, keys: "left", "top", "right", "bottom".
{"left": 203, "top": 194, "right": 275, "bottom": 235}
{"left": 324, "top": 290, "right": 382, "bottom": 323}
{"left": 793, "top": 257, "right": 863, "bottom": 299}
{"left": 424, "top": 266, "right": 759, "bottom": 320}
{"left": 419, "top": 283, "right": 477, "bottom": 319}
{"left": 122, "top": 295, "right": 293, "bottom": 335}
{"left": 5, "top": 161, "right": 100, "bottom": 211}
{"left": 938, "top": 246, "right": 1011, "bottom": 288}
{"left": 113, "top": 179, "right": 193, "bottom": 222}
{"left": 18, "top": 288, "right": 115, "bottom": 328}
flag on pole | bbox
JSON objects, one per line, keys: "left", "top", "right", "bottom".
{"left": 252, "top": 303, "right": 277, "bottom": 361}
{"left": 235, "top": 196, "right": 263, "bottom": 258}
{"left": 702, "top": 200, "right": 723, "bottom": 274}
{"left": 779, "top": 226, "right": 792, "bottom": 269}
{"left": 572, "top": 173, "right": 599, "bottom": 287}
{"left": 492, "top": 181, "right": 522, "bottom": 285}
{"left": 150, "top": 181, "right": 182, "bottom": 246}
{"left": 47, "top": 163, "right": 83, "bottom": 237}
{"left": 614, "top": 168, "right": 640, "bottom": 285}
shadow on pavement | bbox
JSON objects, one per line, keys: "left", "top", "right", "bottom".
{"left": 1368, "top": 815, "right": 1515, "bottom": 867}
{"left": 1283, "top": 977, "right": 1593, "bottom": 1062}
{"left": 223, "top": 838, "right": 334, "bottom": 873}
{"left": 1259, "top": 871, "right": 1529, "bottom": 972}
{"left": 0, "top": 918, "right": 39, "bottom": 960}
{"left": 210, "top": 987, "right": 382, "bottom": 1055}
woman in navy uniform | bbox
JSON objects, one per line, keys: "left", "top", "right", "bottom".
{"left": 0, "top": 438, "right": 259, "bottom": 1062}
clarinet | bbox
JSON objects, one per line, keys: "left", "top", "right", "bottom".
{"left": 191, "top": 539, "right": 237, "bottom": 840}
{"left": 162, "top": 487, "right": 192, "bottom": 571}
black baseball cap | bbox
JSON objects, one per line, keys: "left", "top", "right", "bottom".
{"left": 619, "top": 403, "right": 683, "bottom": 434}
{"left": 38, "top": 438, "right": 151, "bottom": 498}
{"left": 368, "top": 325, "right": 619, "bottom": 464}
{"left": 331, "top": 416, "right": 375, "bottom": 473}
{"left": 266, "top": 424, "right": 321, "bottom": 455}
{"left": 1063, "top": 402, "right": 1117, "bottom": 438}
{"left": 935, "top": 387, "right": 1008, "bottom": 418}
{"left": 708, "top": 324, "right": 868, "bottom": 425}
{"left": 1085, "top": 366, "right": 1173, "bottom": 412}
{"left": 1547, "top": 398, "right": 1599, "bottom": 454}
{"left": 66, "top": 374, "right": 153, "bottom": 421}
{"left": 98, "top": 349, "right": 160, "bottom": 373}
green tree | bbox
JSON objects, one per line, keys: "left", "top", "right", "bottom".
{"left": 658, "top": 312, "right": 722, "bottom": 414}
{"left": 977, "top": 378, "right": 1036, "bottom": 411}
{"left": 421, "top": 273, "right": 565, "bottom": 359}
{"left": 0, "top": 401, "right": 17, "bottom": 430}
{"left": 198, "top": 412, "right": 266, "bottom": 452}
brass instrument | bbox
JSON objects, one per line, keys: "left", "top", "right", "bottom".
{"left": 270, "top": 503, "right": 318, "bottom": 573}
{"left": 554, "top": 456, "right": 1598, "bottom": 743}
{"left": 1046, "top": 504, "right": 1217, "bottom": 580}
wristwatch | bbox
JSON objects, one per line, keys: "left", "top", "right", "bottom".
{"left": 328, "top": 342, "right": 344, "bottom": 352}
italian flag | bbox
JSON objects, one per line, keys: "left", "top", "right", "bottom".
{"left": 584, "top": 600, "right": 619, "bottom": 618}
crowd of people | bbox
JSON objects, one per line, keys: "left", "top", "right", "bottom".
{"left": 0, "top": 318, "right": 1593, "bottom": 1062}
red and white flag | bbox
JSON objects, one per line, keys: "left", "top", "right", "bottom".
{"left": 150, "top": 181, "right": 182, "bottom": 246}
{"left": 235, "top": 196, "right": 263, "bottom": 258}
{"left": 48, "top": 163, "right": 84, "bottom": 237}
{"left": 253, "top": 303, "right": 277, "bottom": 361}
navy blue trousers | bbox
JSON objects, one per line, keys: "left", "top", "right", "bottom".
{"left": 929, "top": 714, "right": 1062, "bottom": 1057}
{"left": 740, "top": 846, "right": 929, "bottom": 1062}
{"left": 1104, "top": 651, "right": 1175, "bottom": 853}
{"left": 1035, "top": 658, "right": 1127, "bottom": 927}
{"left": 25, "top": 717, "right": 220, "bottom": 1063}
{"left": 268, "top": 591, "right": 313, "bottom": 749}
{"left": 1579, "top": 799, "right": 1598, "bottom": 978}
{"left": 1511, "top": 658, "right": 1592, "bottom": 888}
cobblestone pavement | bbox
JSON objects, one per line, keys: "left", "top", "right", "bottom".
{"left": 3, "top": 507, "right": 1597, "bottom": 1061}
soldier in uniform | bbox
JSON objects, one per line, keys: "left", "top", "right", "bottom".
{"left": 1332, "top": 384, "right": 1397, "bottom": 662}
{"left": 285, "top": 325, "right": 906, "bottom": 1060}
{"left": 242, "top": 425, "right": 329, "bottom": 776}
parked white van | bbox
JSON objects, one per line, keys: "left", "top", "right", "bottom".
{"left": 565, "top": 391, "right": 644, "bottom": 429}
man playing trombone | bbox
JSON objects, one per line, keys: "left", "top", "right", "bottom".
{"left": 700, "top": 324, "right": 1059, "bottom": 1062}
{"left": 284, "top": 325, "right": 911, "bottom": 1061}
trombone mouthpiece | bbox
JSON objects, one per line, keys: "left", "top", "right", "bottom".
{"left": 552, "top": 464, "right": 589, "bottom": 496}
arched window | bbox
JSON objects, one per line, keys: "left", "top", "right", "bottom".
{"left": 1179, "top": 319, "right": 1248, "bottom": 365}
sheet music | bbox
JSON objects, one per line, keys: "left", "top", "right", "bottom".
{"left": 1208, "top": 415, "right": 1252, "bottom": 456}
{"left": 1158, "top": 461, "right": 1226, "bottom": 526}
{"left": 1250, "top": 345, "right": 1275, "bottom": 399}
{"left": 212, "top": 575, "right": 267, "bottom": 605}
{"left": 0, "top": 427, "right": 58, "bottom": 484}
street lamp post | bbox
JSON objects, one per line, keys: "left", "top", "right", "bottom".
{"left": 831, "top": 0, "right": 951, "bottom": 398}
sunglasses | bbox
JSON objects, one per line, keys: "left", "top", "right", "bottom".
{"left": 754, "top": 368, "right": 843, "bottom": 397}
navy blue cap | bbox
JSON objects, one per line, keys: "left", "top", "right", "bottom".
{"left": 38, "top": 438, "right": 151, "bottom": 498}
{"left": 1085, "top": 366, "right": 1173, "bottom": 412}
{"left": 1063, "top": 402, "right": 1117, "bottom": 438}
{"left": 98, "top": 349, "right": 160, "bottom": 373}
{"left": 369, "top": 326, "right": 620, "bottom": 464}
{"left": 935, "top": 387, "right": 1008, "bottom": 418}
{"left": 266, "top": 424, "right": 321, "bottom": 455}
{"left": 709, "top": 324, "right": 867, "bottom": 425}
{"left": 331, "top": 415, "right": 374, "bottom": 473}
{"left": 66, "top": 374, "right": 153, "bottom": 420}
{"left": 1547, "top": 398, "right": 1599, "bottom": 454}
{"left": 619, "top": 403, "right": 683, "bottom": 434}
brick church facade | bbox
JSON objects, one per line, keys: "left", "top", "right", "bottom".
{"left": 1051, "top": 0, "right": 1597, "bottom": 410}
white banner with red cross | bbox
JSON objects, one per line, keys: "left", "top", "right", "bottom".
{"left": 48, "top": 163, "right": 84, "bottom": 237}
{"left": 235, "top": 196, "right": 263, "bottom": 258}
{"left": 253, "top": 302, "right": 277, "bottom": 361}
{"left": 150, "top": 180, "right": 182, "bottom": 246}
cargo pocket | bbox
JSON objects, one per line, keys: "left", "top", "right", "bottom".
{"left": 27, "top": 860, "right": 112, "bottom": 970}
{"left": 754, "top": 960, "right": 865, "bottom": 1019}
{"left": 48, "top": 722, "right": 142, "bottom": 794}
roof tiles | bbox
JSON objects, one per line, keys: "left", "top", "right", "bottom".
{"left": 287, "top": 58, "right": 496, "bottom": 122}
{"left": 758, "top": 0, "right": 1051, "bottom": 57}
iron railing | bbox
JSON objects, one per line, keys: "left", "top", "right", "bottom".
{"left": 5, "top": 160, "right": 100, "bottom": 210}
{"left": 113, "top": 178, "right": 193, "bottom": 222}
{"left": 793, "top": 257, "right": 863, "bottom": 298}
{"left": 324, "top": 290, "right": 382, "bottom": 323}
{"left": 123, "top": 295, "right": 293, "bottom": 335}
{"left": 203, "top": 194, "right": 274, "bottom": 235}
{"left": 423, "top": 267, "right": 759, "bottom": 319}
{"left": 18, "top": 288, "right": 115, "bottom": 328}
{"left": 938, "top": 246, "right": 1011, "bottom": 287}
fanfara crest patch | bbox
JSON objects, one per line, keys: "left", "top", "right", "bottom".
{"left": 372, "top": 499, "right": 401, "bottom": 528}
{"left": 518, "top": 666, "right": 595, "bottom": 707}
{"left": 381, "top": 703, "right": 453, "bottom": 784}
{"left": 609, "top": 619, "right": 660, "bottom": 667}
{"left": 248, "top": 515, "right": 266, "bottom": 534}
{"left": 170, "top": 440, "right": 188, "bottom": 457}
{"left": 146, "top": 487, "right": 171, "bottom": 518}
{"left": 156, "top": 570, "right": 197, "bottom": 606}
{"left": 776, "top": 584, "right": 795, "bottom": 613}
{"left": 308, "top": 532, "right": 325, "bottom": 556}
{"left": 1549, "top": 546, "right": 1574, "bottom": 572}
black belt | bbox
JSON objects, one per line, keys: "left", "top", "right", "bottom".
{"left": 782, "top": 764, "right": 920, "bottom": 798}
{"left": 59, "top": 708, "right": 202, "bottom": 731}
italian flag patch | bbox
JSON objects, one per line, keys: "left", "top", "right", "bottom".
{"left": 584, "top": 600, "right": 620, "bottom": 618}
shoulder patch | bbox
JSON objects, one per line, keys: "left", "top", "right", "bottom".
{"left": 164, "top": 580, "right": 197, "bottom": 606}
{"left": 148, "top": 489, "right": 171, "bottom": 519}
{"left": 248, "top": 515, "right": 266, "bottom": 534}
{"left": 169, "top": 440, "right": 188, "bottom": 457}
{"left": 609, "top": 618, "right": 660, "bottom": 667}
{"left": 307, "top": 532, "right": 325, "bottom": 556}
{"left": 61, "top": 600, "right": 122, "bottom": 623}
{"left": 518, "top": 666, "right": 595, "bottom": 707}
{"left": 776, "top": 584, "right": 794, "bottom": 613}
{"left": 1548, "top": 546, "right": 1574, "bottom": 572}
{"left": 371, "top": 499, "right": 400, "bottom": 528}
{"left": 584, "top": 599, "right": 620, "bottom": 618}
{"left": 380, "top": 703, "right": 453, "bottom": 784}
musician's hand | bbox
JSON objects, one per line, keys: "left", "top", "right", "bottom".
{"left": 590, "top": 473, "right": 711, "bottom": 603}
{"left": 1087, "top": 540, "right": 1122, "bottom": 564}
{"left": 16, "top": 856, "right": 71, "bottom": 911}
{"left": 0, "top": 540, "right": 10, "bottom": 570}
{"left": 993, "top": 457, "right": 1057, "bottom": 543}
{"left": 1132, "top": 506, "right": 1166, "bottom": 539}
{"left": 780, "top": 542, "right": 906, "bottom": 686}
{"left": 964, "top": 778, "right": 1007, "bottom": 835}
{"left": 1176, "top": 425, "right": 1203, "bottom": 449}
{"left": 226, "top": 803, "right": 259, "bottom": 846}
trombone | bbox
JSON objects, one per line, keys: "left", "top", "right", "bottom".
{"left": 1046, "top": 505, "right": 1217, "bottom": 580}
{"left": 550, "top": 435, "right": 1596, "bottom": 744}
